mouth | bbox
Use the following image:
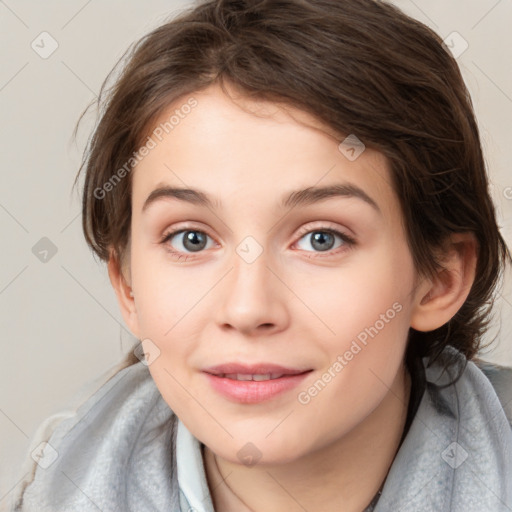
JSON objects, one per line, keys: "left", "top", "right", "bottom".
{"left": 202, "top": 363, "right": 313, "bottom": 403}
{"left": 209, "top": 373, "right": 295, "bottom": 381}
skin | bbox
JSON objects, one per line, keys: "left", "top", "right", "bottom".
{"left": 108, "top": 82, "right": 477, "bottom": 512}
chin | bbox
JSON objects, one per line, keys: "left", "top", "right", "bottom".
{"left": 204, "top": 429, "right": 309, "bottom": 467}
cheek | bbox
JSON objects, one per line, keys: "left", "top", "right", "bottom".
{"left": 144, "top": 362, "right": 197, "bottom": 431}
{"left": 298, "top": 248, "right": 414, "bottom": 401}
{"left": 293, "top": 249, "right": 413, "bottom": 345}
{"left": 294, "top": 303, "right": 411, "bottom": 445}
{"left": 130, "top": 242, "right": 192, "bottom": 336}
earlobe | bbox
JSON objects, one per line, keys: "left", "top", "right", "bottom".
{"left": 410, "top": 233, "right": 478, "bottom": 332}
{"left": 107, "top": 248, "right": 140, "bottom": 339}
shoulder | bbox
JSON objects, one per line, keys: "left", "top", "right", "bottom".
{"left": 473, "top": 359, "right": 512, "bottom": 428}
{"left": 11, "top": 361, "right": 178, "bottom": 511}
{"left": 424, "top": 346, "right": 512, "bottom": 430}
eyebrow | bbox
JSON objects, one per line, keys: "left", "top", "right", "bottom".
{"left": 142, "top": 182, "right": 381, "bottom": 214}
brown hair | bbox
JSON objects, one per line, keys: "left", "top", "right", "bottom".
{"left": 73, "top": 0, "right": 510, "bottom": 381}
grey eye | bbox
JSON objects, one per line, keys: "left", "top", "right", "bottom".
{"left": 166, "top": 230, "right": 213, "bottom": 253}
{"left": 296, "top": 231, "right": 344, "bottom": 252}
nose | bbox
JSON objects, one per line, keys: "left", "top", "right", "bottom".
{"left": 215, "top": 246, "right": 289, "bottom": 337}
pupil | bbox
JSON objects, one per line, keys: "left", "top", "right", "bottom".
{"left": 184, "top": 231, "right": 206, "bottom": 252}
{"left": 311, "top": 232, "right": 333, "bottom": 252}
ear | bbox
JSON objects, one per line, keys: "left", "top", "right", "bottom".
{"left": 410, "top": 233, "right": 478, "bottom": 332}
{"left": 107, "top": 247, "right": 140, "bottom": 339}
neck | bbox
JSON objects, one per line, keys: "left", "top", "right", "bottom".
{"left": 203, "top": 364, "right": 412, "bottom": 512}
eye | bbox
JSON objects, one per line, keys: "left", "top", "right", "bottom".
{"left": 160, "top": 229, "right": 215, "bottom": 255}
{"left": 294, "top": 225, "right": 356, "bottom": 255}
{"left": 159, "top": 224, "right": 356, "bottom": 259}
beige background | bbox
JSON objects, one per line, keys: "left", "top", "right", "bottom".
{"left": 1, "top": 0, "right": 511, "bottom": 505}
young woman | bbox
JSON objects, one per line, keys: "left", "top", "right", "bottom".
{"left": 11, "top": 0, "right": 512, "bottom": 510}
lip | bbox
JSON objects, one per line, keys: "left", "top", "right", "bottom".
{"left": 202, "top": 363, "right": 313, "bottom": 404}
{"left": 203, "top": 362, "right": 311, "bottom": 376}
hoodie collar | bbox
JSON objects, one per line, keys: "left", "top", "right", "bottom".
{"left": 374, "top": 348, "right": 512, "bottom": 511}
{"left": 177, "top": 417, "right": 215, "bottom": 512}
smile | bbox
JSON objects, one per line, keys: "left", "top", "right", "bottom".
{"left": 203, "top": 371, "right": 312, "bottom": 403}
{"left": 218, "top": 373, "right": 285, "bottom": 381}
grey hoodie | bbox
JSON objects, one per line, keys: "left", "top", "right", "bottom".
{"left": 9, "top": 346, "right": 512, "bottom": 512}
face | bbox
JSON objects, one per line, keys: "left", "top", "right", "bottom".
{"left": 123, "top": 82, "right": 423, "bottom": 465}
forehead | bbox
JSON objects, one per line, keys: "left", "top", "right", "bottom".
{"left": 131, "top": 83, "right": 398, "bottom": 221}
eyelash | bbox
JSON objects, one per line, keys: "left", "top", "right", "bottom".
{"left": 159, "top": 223, "right": 357, "bottom": 260}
